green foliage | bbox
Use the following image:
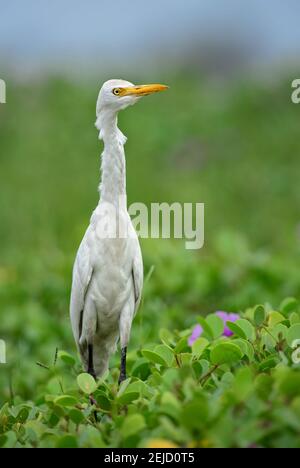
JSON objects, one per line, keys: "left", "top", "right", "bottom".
{"left": 0, "top": 303, "right": 300, "bottom": 448}
{"left": 1, "top": 76, "right": 300, "bottom": 447}
{"left": 77, "top": 374, "right": 98, "bottom": 395}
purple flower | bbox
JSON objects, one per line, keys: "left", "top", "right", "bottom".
{"left": 216, "top": 311, "right": 239, "bottom": 337}
{"left": 188, "top": 311, "right": 240, "bottom": 346}
{"left": 188, "top": 324, "right": 203, "bottom": 346}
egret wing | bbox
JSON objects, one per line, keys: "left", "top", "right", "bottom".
{"left": 132, "top": 240, "right": 143, "bottom": 314}
{"left": 70, "top": 227, "right": 94, "bottom": 343}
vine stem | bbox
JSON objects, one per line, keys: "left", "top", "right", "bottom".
{"left": 200, "top": 364, "right": 219, "bottom": 386}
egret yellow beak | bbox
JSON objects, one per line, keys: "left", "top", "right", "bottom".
{"left": 121, "top": 83, "right": 168, "bottom": 97}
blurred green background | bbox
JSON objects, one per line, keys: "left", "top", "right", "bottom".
{"left": 1, "top": 1, "right": 300, "bottom": 403}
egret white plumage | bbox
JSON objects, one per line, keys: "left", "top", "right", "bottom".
{"left": 70, "top": 79, "right": 168, "bottom": 383}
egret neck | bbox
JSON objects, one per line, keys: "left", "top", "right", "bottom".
{"left": 96, "top": 108, "right": 127, "bottom": 210}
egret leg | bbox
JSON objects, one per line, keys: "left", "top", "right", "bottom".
{"left": 118, "top": 346, "right": 127, "bottom": 385}
{"left": 118, "top": 298, "right": 134, "bottom": 385}
{"left": 88, "top": 344, "right": 96, "bottom": 379}
{"left": 87, "top": 344, "right": 98, "bottom": 422}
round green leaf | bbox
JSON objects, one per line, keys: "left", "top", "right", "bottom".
{"left": 121, "top": 414, "right": 145, "bottom": 438}
{"left": 280, "top": 297, "right": 298, "bottom": 316}
{"left": 174, "top": 337, "right": 189, "bottom": 354}
{"left": 211, "top": 342, "right": 243, "bottom": 365}
{"left": 68, "top": 408, "right": 85, "bottom": 424}
{"left": 196, "top": 316, "right": 213, "bottom": 339}
{"left": 268, "top": 311, "right": 285, "bottom": 327}
{"left": 159, "top": 328, "right": 175, "bottom": 347}
{"left": 95, "top": 391, "right": 112, "bottom": 411}
{"left": 226, "top": 321, "right": 247, "bottom": 340}
{"left": 191, "top": 337, "right": 209, "bottom": 358}
{"left": 54, "top": 395, "right": 77, "bottom": 407}
{"left": 278, "top": 371, "right": 300, "bottom": 398}
{"left": 131, "top": 358, "right": 151, "bottom": 380}
{"left": 117, "top": 391, "right": 140, "bottom": 405}
{"left": 77, "top": 373, "right": 97, "bottom": 395}
{"left": 254, "top": 305, "right": 266, "bottom": 326}
{"left": 181, "top": 397, "right": 209, "bottom": 430}
{"left": 56, "top": 435, "right": 78, "bottom": 448}
{"left": 154, "top": 344, "right": 174, "bottom": 367}
{"left": 232, "top": 338, "right": 254, "bottom": 361}
{"left": 287, "top": 324, "right": 300, "bottom": 347}
{"left": 206, "top": 314, "right": 224, "bottom": 339}
{"left": 57, "top": 351, "right": 76, "bottom": 366}
{"left": 142, "top": 347, "right": 171, "bottom": 367}
{"left": 235, "top": 319, "right": 255, "bottom": 341}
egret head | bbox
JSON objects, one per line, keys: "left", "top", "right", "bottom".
{"left": 96, "top": 79, "right": 168, "bottom": 117}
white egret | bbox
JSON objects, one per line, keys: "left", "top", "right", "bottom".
{"left": 70, "top": 79, "right": 168, "bottom": 383}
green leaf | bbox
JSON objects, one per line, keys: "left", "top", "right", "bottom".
{"left": 180, "top": 353, "right": 193, "bottom": 367}
{"left": 95, "top": 391, "right": 112, "bottom": 411}
{"left": 278, "top": 371, "right": 300, "bottom": 398}
{"left": 226, "top": 321, "right": 247, "bottom": 340}
{"left": 68, "top": 408, "right": 85, "bottom": 425}
{"left": 232, "top": 339, "right": 254, "bottom": 361}
{"left": 142, "top": 346, "right": 173, "bottom": 367}
{"left": 191, "top": 337, "right": 209, "bottom": 358}
{"left": 160, "top": 392, "right": 181, "bottom": 421}
{"left": 131, "top": 358, "right": 151, "bottom": 380}
{"left": 280, "top": 297, "right": 298, "bottom": 316}
{"left": 181, "top": 397, "right": 209, "bottom": 430}
{"left": 54, "top": 395, "right": 77, "bottom": 407}
{"left": 159, "top": 328, "right": 175, "bottom": 347}
{"left": 0, "top": 431, "right": 17, "bottom": 448}
{"left": 77, "top": 373, "right": 97, "bottom": 395}
{"left": 253, "top": 305, "right": 266, "bottom": 326}
{"left": 117, "top": 378, "right": 131, "bottom": 399}
{"left": 205, "top": 314, "right": 224, "bottom": 339}
{"left": 0, "top": 435, "right": 8, "bottom": 448}
{"left": 259, "top": 355, "right": 279, "bottom": 372}
{"left": 271, "top": 323, "right": 288, "bottom": 341}
{"left": 196, "top": 316, "right": 213, "bottom": 339}
{"left": 289, "top": 312, "right": 300, "bottom": 325}
{"left": 79, "top": 426, "right": 106, "bottom": 448}
{"left": 117, "top": 392, "right": 140, "bottom": 405}
{"left": 174, "top": 337, "right": 189, "bottom": 354}
{"left": 268, "top": 311, "right": 285, "bottom": 327}
{"left": 211, "top": 342, "right": 243, "bottom": 365}
{"left": 56, "top": 435, "right": 78, "bottom": 448}
{"left": 142, "top": 349, "right": 168, "bottom": 366}
{"left": 121, "top": 414, "right": 146, "bottom": 438}
{"left": 255, "top": 374, "right": 273, "bottom": 400}
{"left": 198, "top": 359, "right": 210, "bottom": 377}
{"left": 16, "top": 407, "right": 29, "bottom": 423}
{"left": 154, "top": 345, "right": 174, "bottom": 367}
{"left": 57, "top": 351, "right": 76, "bottom": 366}
{"left": 287, "top": 324, "right": 300, "bottom": 347}
{"left": 232, "top": 367, "right": 253, "bottom": 401}
{"left": 234, "top": 319, "right": 255, "bottom": 341}
{"left": 0, "top": 403, "right": 9, "bottom": 421}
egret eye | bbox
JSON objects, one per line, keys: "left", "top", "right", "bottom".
{"left": 112, "top": 88, "right": 122, "bottom": 96}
